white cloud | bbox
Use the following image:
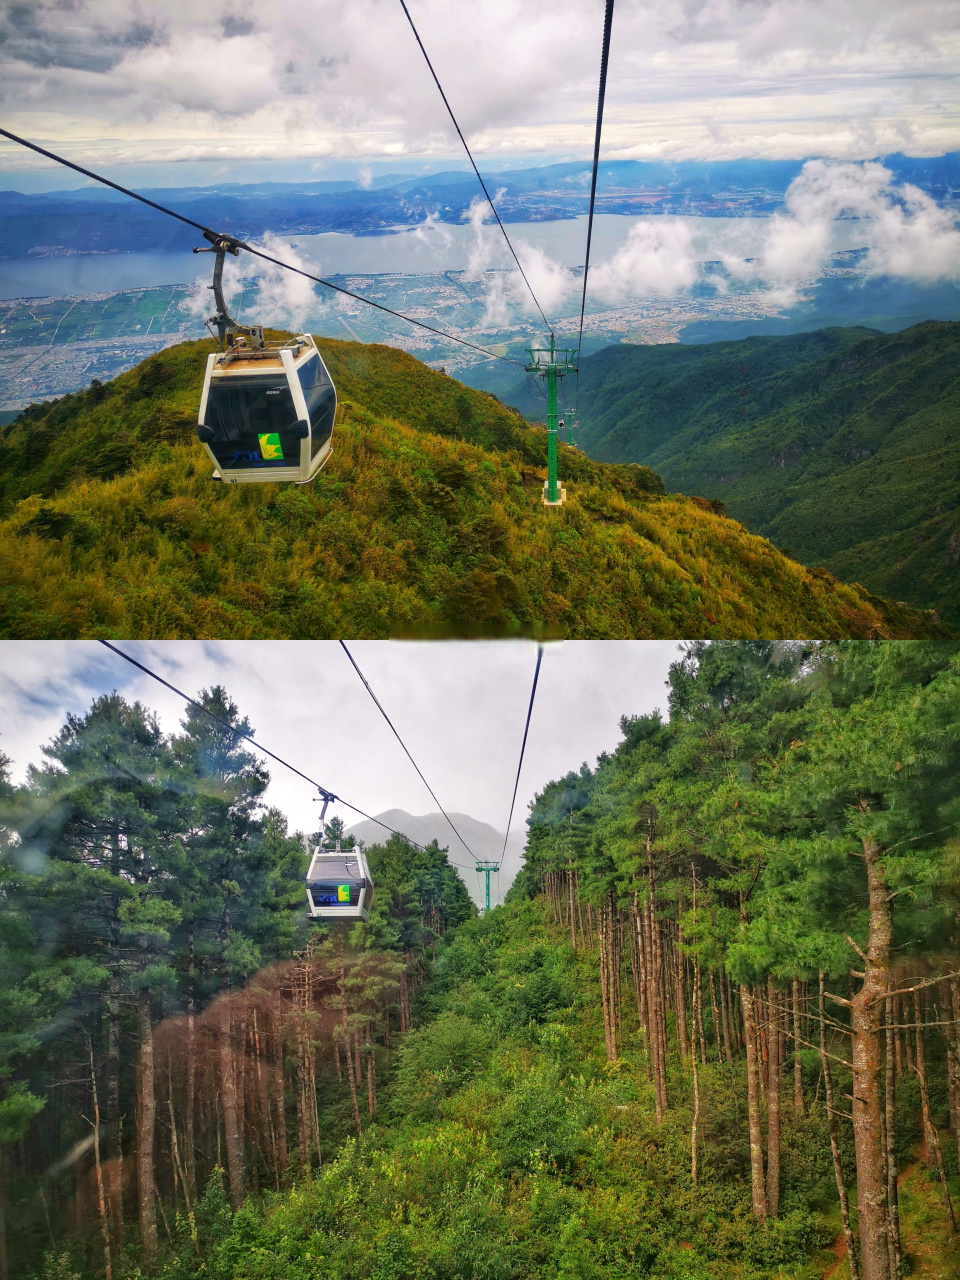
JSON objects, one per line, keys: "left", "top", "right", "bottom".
{"left": 0, "top": 640, "right": 681, "bottom": 858}
{"left": 0, "top": 0, "right": 957, "bottom": 171}
{"left": 473, "top": 158, "right": 960, "bottom": 324}
{"left": 591, "top": 218, "right": 700, "bottom": 301}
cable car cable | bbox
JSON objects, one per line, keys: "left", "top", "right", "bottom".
{"left": 0, "top": 126, "right": 529, "bottom": 371}
{"left": 574, "top": 0, "right": 615, "bottom": 412}
{"left": 397, "top": 0, "right": 553, "bottom": 336}
{"left": 338, "top": 641, "right": 479, "bottom": 863}
{"left": 97, "top": 640, "right": 428, "bottom": 850}
{"left": 499, "top": 641, "right": 543, "bottom": 863}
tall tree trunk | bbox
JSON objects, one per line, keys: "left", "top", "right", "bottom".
{"left": 366, "top": 1027, "right": 376, "bottom": 1118}
{"left": 949, "top": 979, "right": 960, "bottom": 1178}
{"left": 88, "top": 1040, "right": 113, "bottom": 1280}
{"left": 820, "top": 973, "right": 860, "bottom": 1280}
{"left": 691, "top": 960, "right": 702, "bottom": 1185}
{"left": 136, "top": 988, "right": 158, "bottom": 1267}
{"left": 339, "top": 942, "right": 362, "bottom": 1140}
{"left": 674, "top": 927, "right": 690, "bottom": 1058}
{"left": 567, "top": 863, "right": 577, "bottom": 949}
{"left": 184, "top": 933, "right": 197, "bottom": 1210}
{"left": 792, "top": 978, "right": 804, "bottom": 1112}
{"left": 105, "top": 964, "right": 124, "bottom": 1243}
{"left": 709, "top": 971, "right": 723, "bottom": 1063}
{"left": 913, "top": 989, "right": 956, "bottom": 1234}
{"left": 719, "top": 969, "right": 734, "bottom": 1064}
{"left": 645, "top": 895, "right": 668, "bottom": 1118}
{"left": 741, "top": 982, "right": 767, "bottom": 1222}
{"left": 848, "top": 833, "right": 892, "bottom": 1280}
{"left": 219, "top": 995, "right": 246, "bottom": 1207}
{"left": 884, "top": 1002, "right": 901, "bottom": 1280}
{"left": 253, "top": 1010, "right": 277, "bottom": 1189}
{"left": 766, "top": 978, "right": 781, "bottom": 1218}
{"left": 272, "top": 993, "right": 288, "bottom": 1182}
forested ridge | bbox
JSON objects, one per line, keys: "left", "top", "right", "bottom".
{"left": 507, "top": 322, "right": 960, "bottom": 626}
{"left": 0, "top": 335, "right": 942, "bottom": 640}
{"left": 3, "top": 641, "right": 960, "bottom": 1280}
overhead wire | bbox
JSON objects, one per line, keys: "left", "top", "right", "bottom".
{"left": 499, "top": 642, "right": 543, "bottom": 864}
{"left": 574, "top": 0, "right": 616, "bottom": 412}
{"left": 338, "top": 641, "right": 479, "bottom": 863}
{"left": 397, "top": 0, "right": 552, "bottom": 335}
{"left": 97, "top": 640, "right": 428, "bottom": 850}
{"left": 0, "top": 126, "right": 527, "bottom": 370}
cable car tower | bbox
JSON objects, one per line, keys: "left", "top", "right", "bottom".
{"left": 475, "top": 860, "right": 499, "bottom": 914}
{"left": 526, "top": 335, "right": 577, "bottom": 506}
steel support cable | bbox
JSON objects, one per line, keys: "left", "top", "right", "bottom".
{"left": 338, "top": 641, "right": 479, "bottom": 863}
{"left": 0, "top": 126, "right": 526, "bottom": 369}
{"left": 398, "top": 0, "right": 553, "bottom": 336}
{"left": 499, "top": 642, "right": 543, "bottom": 863}
{"left": 574, "top": 0, "right": 615, "bottom": 412}
{"left": 97, "top": 640, "right": 429, "bottom": 850}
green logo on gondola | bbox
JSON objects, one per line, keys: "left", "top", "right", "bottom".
{"left": 338, "top": 884, "right": 350, "bottom": 902}
{"left": 258, "top": 432, "right": 283, "bottom": 460}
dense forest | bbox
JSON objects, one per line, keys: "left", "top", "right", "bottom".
{"left": 3, "top": 640, "right": 960, "bottom": 1280}
{"left": 0, "top": 686, "right": 474, "bottom": 1278}
{"left": 0, "top": 335, "right": 941, "bottom": 640}
{"left": 509, "top": 322, "right": 960, "bottom": 625}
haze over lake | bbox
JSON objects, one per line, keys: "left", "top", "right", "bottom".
{"left": 1, "top": 213, "right": 868, "bottom": 301}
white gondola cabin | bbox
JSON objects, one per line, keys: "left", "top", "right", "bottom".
{"left": 197, "top": 334, "right": 336, "bottom": 484}
{"left": 305, "top": 843, "right": 373, "bottom": 921}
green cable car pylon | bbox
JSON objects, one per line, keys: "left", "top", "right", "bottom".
{"left": 476, "top": 860, "right": 499, "bottom": 913}
{"left": 526, "top": 334, "right": 577, "bottom": 506}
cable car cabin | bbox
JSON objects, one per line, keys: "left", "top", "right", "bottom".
{"left": 305, "top": 845, "right": 373, "bottom": 921}
{"left": 197, "top": 335, "right": 336, "bottom": 484}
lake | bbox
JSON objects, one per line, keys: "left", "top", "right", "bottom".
{"left": 1, "top": 214, "right": 863, "bottom": 300}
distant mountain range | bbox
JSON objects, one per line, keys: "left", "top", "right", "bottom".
{"left": 344, "top": 809, "right": 526, "bottom": 907}
{"left": 509, "top": 320, "right": 960, "bottom": 626}
{"left": 2, "top": 154, "right": 957, "bottom": 259}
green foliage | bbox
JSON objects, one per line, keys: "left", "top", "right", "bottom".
{"left": 0, "top": 334, "right": 941, "bottom": 639}
{"left": 535, "top": 320, "right": 960, "bottom": 624}
{"left": 162, "top": 901, "right": 823, "bottom": 1280}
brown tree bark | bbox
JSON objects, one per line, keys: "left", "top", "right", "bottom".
{"left": 820, "top": 973, "right": 860, "bottom": 1280}
{"left": 272, "top": 993, "right": 288, "bottom": 1182}
{"left": 949, "top": 979, "right": 960, "bottom": 1178}
{"left": 674, "top": 927, "right": 690, "bottom": 1058}
{"left": 766, "top": 978, "right": 781, "bottom": 1219}
{"left": 87, "top": 1036, "right": 113, "bottom": 1280}
{"left": 219, "top": 995, "right": 246, "bottom": 1207}
{"left": 253, "top": 1009, "right": 278, "bottom": 1189}
{"left": 645, "top": 893, "right": 668, "bottom": 1118}
{"left": 691, "top": 960, "right": 702, "bottom": 1185}
{"left": 136, "top": 988, "right": 158, "bottom": 1266}
{"left": 848, "top": 833, "right": 892, "bottom": 1280}
{"left": 741, "top": 982, "right": 767, "bottom": 1222}
{"left": 884, "top": 1003, "right": 901, "bottom": 1280}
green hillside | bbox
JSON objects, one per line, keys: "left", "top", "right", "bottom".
{"left": 510, "top": 322, "right": 960, "bottom": 624}
{"left": 9, "top": 641, "right": 959, "bottom": 1280}
{"left": 0, "top": 334, "right": 943, "bottom": 640}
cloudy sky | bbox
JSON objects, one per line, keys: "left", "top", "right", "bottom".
{"left": 1, "top": 0, "right": 957, "bottom": 189}
{"left": 0, "top": 640, "right": 681, "bottom": 868}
